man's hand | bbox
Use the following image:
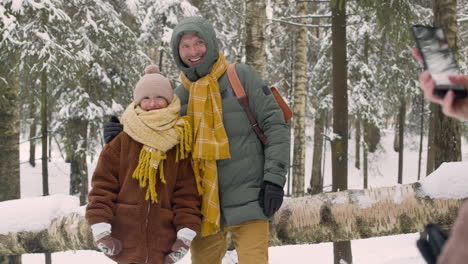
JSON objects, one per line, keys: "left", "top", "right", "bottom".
{"left": 103, "top": 116, "right": 123, "bottom": 143}
{"left": 413, "top": 48, "right": 468, "bottom": 121}
{"left": 259, "top": 181, "right": 284, "bottom": 217}
{"left": 95, "top": 231, "right": 122, "bottom": 256}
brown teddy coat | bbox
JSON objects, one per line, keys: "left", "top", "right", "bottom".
{"left": 86, "top": 132, "right": 201, "bottom": 264}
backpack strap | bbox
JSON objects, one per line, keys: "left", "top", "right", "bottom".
{"left": 227, "top": 64, "right": 268, "bottom": 145}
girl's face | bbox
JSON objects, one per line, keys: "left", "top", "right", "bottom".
{"left": 139, "top": 95, "right": 168, "bottom": 111}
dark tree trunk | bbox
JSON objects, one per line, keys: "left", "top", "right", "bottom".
{"left": 331, "top": 0, "right": 348, "bottom": 193}
{"left": 334, "top": 241, "right": 353, "bottom": 264}
{"left": 67, "top": 119, "right": 89, "bottom": 206}
{"left": 432, "top": 0, "right": 461, "bottom": 170}
{"left": 0, "top": 257, "right": 21, "bottom": 264}
{"left": 363, "top": 142, "right": 368, "bottom": 189}
{"left": 426, "top": 103, "right": 436, "bottom": 175}
{"left": 310, "top": 109, "right": 325, "bottom": 195}
{"left": 28, "top": 98, "right": 37, "bottom": 167}
{"left": 397, "top": 99, "right": 406, "bottom": 184}
{"left": 363, "top": 119, "right": 369, "bottom": 189}
{"left": 41, "top": 68, "right": 49, "bottom": 196}
{"left": 45, "top": 253, "right": 51, "bottom": 264}
{"left": 331, "top": 0, "right": 352, "bottom": 263}
{"left": 393, "top": 114, "right": 399, "bottom": 152}
{"left": 418, "top": 93, "right": 424, "bottom": 180}
{"left": 355, "top": 114, "right": 361, "bottom": 170}
{"left": 0, "top": 54, "right": 22, "bottom": 264}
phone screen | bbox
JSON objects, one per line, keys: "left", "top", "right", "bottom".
{"left": 411, "top": 25, "right": 464, "bottom": 96}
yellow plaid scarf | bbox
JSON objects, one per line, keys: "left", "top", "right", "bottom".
{"left": 181, "top": 53, "right": 230, "bottom": 236}
{"left": 121, "top": 96, "right": 194, "bottom": 203}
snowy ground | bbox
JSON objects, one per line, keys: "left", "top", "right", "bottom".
{"left": 20, "top": 233, "right": 426, "bottom": 264}
{"left": 11, "top": 129, "right": 468, "bottom": 263}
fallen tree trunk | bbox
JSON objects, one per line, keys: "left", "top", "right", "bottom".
{"left": 0, "top": 181, "right": 464, "bottom": 255}
{"left": 0, "top": 212, "right": 95, "bottom": 255}
{"left": 269, "top": 182, "right": 462, "bottom": 246}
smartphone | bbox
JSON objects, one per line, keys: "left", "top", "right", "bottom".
{"left": 410, "top": 24, "right": 466, "bottom": 99}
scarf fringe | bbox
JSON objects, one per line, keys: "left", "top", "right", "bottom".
{"left": 132, "top": 116, "right": 195, "bottom": 203}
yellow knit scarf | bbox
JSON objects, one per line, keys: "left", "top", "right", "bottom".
{"left": 181, "top": 53, "right": 230, "bottom": 237}
{"left": 121, "top": 96, "right": 194, "bottom": 203}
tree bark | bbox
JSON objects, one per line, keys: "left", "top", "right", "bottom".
{"left": 67, "top": 119, "right": 89, "bottom": 206}
{"left": 45, "top": 253, "right": 51, "bottom": 264}
{"left": 28, "top": 98, "right": 37, "bottom": 167}
{"left": 0, "top": 53, "right": 22, "bottom": 264}
{"left": 418, "top": 92, "right": 424, "bottom": 180}
{"left": 41, "top": 68, "right": 49, "bottom": 196}
{"left": 363, "top": 119, "right": 369, "bottom": 189}
{"left": 0, "top": 72, "right": 20, "bottom": 202}
{"left": 310, "top": 109, "right": 325, "bottom": 195}
{"left": 397, "top": 99, "right": 406, "bottom": 184}
{"left": 331, "top": 0, "right": 351, "bottom": 262}
{"left": 426, "top": 103, "right": 436, "bottom": 175}
{"left": 363, "top": 142, "right": 368, "bottom": 189}
{"left": 432, "top": 0, "right": 461, "bottom": 170}
{"left": 1, "top": 181, "right": 464, "bottom": 255}
{"left": 331, "top": 0, "right": 348, "bottom": 193}
{"left": 355, "top": 114, "right": 361, "bottom": 170}
{"left": 393, "top": 114, "right": 399, "bottom": 152}
{"left": 291, "top": 0, "right": 308, "bottom": 197}
{"left": 245, "top": 0, "right": 266, "bottom": 76}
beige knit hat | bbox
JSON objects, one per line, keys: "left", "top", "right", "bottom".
{"left": 133, "top": 65, "right": 174, "bottom": 104}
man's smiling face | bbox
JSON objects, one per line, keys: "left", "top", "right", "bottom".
{"left": 178, "top": 33, "right": 207, "bottom": 67}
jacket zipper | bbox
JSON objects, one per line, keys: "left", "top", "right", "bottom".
{"left": 145, "top": 202, "right": 151, "bottom": 263}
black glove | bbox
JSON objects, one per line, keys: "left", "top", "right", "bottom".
{"left": 259, "top": 181, "right": 284, "bottom": 217}
{"left": 103, "top": 116, "right": 123, "bottom": 144}
{"left": 416, "top": 223, "right": 447, "bottom": 264}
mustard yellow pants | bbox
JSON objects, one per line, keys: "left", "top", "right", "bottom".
{"left": 190, "top": 220, "right": 269, "bottom": 264}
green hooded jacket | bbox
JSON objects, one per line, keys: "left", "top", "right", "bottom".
{"left": 170, "top": 16, "right": 290, "bottom": 226}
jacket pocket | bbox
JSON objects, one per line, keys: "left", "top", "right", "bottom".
{"left": 112, "top": 203, "right": 142, "bottom": 249}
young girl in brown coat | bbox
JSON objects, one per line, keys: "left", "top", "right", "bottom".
{"left": 86, "top": 65, "right": 201, "bottom": 264}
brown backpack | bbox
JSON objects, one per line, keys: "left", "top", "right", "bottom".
{"left": 226, "top": 64, "right": 293, "bottom": 145}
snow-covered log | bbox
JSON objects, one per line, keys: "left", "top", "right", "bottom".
{"left": 268, "top": 162, "right": 468, "bottom": 246}
{"left": 0, "top": 163, "right": 467, "bottom": 255}
{"left": 270, "top": 182, "right": 462, "bottom": 246}
{"left": 0, "top": 195, "right": 95, "bottom": 256}
{"left": 0, "top": 212, "right": 95, "bottom": 255}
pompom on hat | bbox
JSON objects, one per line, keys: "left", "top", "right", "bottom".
{"left": 133, "top": 65, "right": 174, "bottom": 104}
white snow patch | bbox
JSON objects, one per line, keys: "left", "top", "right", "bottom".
{"left": 356, "top": 195, "right": 376, "bottom": 209}
{"left": 393, "top": 186, "right": 403, "bottom": 204}
{"left": 332, "top": 196, "right": 347, "bottom": 204}
{"left": 0, "top": 194, "right": 79, "bottom": 235}
{"left": 419, "top": 161, "right": 468, "bottom": 199}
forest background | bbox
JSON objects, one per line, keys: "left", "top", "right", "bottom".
{"left": 1, "top": 0, "right": 468, "bottom": 263}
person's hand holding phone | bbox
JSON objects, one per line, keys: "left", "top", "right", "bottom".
{"left": 413, "top": 48, "right": 468, "bottom": 121}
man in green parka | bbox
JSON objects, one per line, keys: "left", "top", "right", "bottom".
{"left": 104, "top": 16, "right": 290, "bottom": 264}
